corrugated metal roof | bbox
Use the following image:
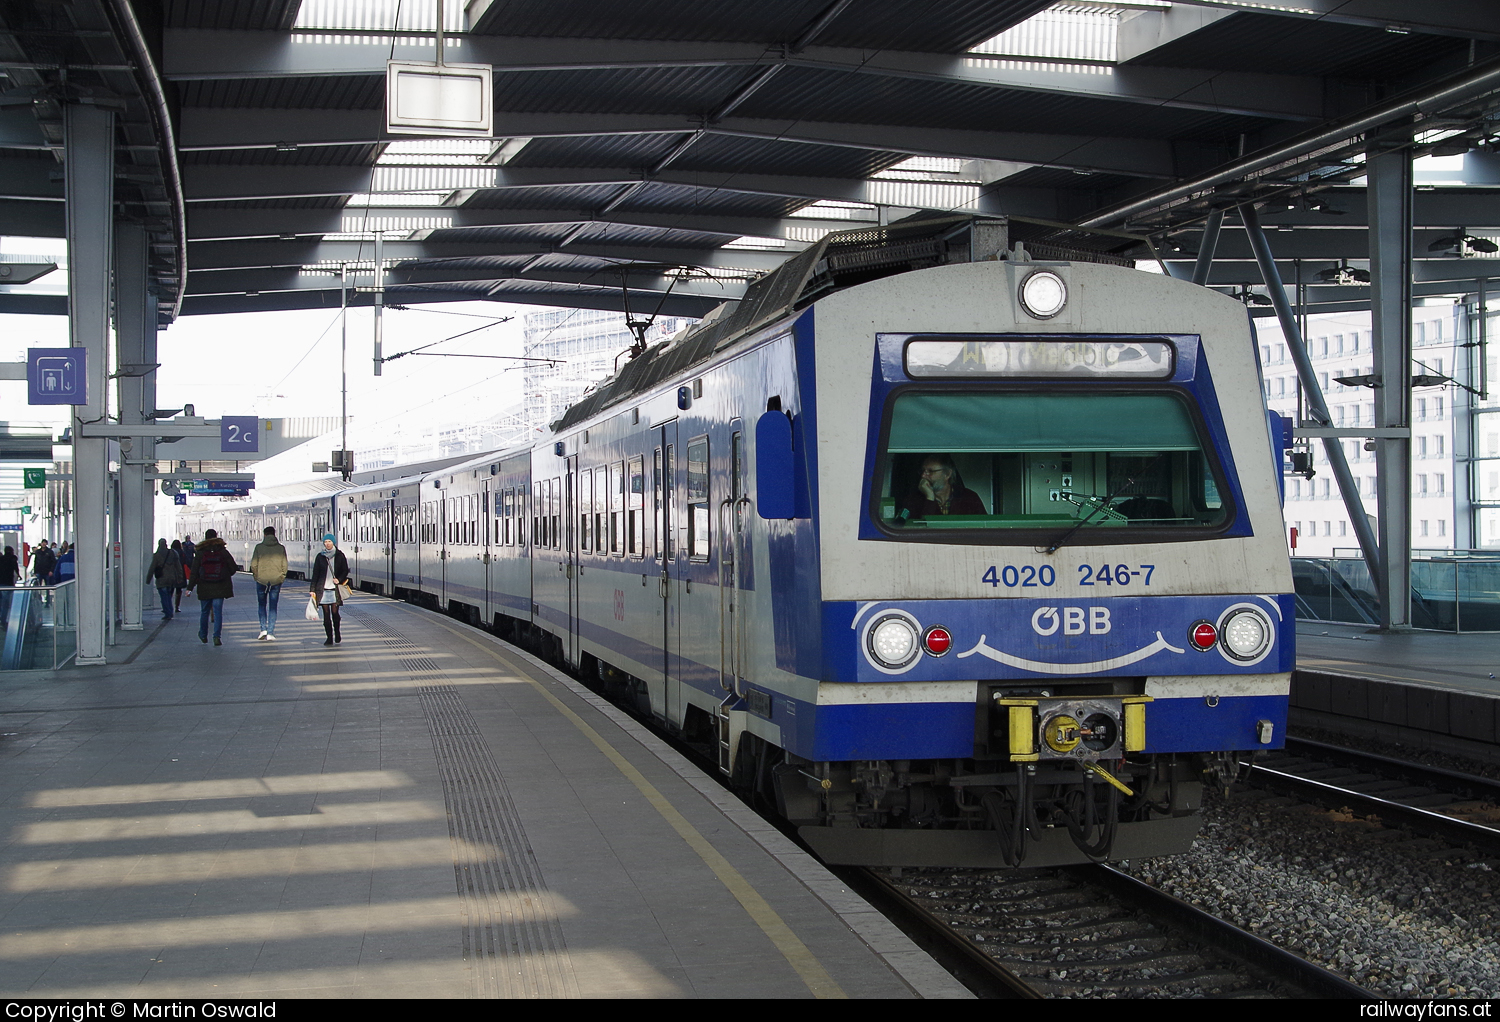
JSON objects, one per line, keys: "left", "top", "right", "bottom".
{"left": 461, "top": 183, "right": 632, "bottom": 209}
{"left": 492, "top": 66, "right": 753, "bottom": 116}
{"left": 616, "top": 182, "right": 808, "bottom": 218}
{"left": 1123, "top": 11, "right": 1467, "bottom": 80}
{"left": 469, "top": 0, "right": 1054, "bottom": 54}
{"left": 677, "top": 134, "right": 907, "bottom": 180}
{"left": 503, "top": 134, "right": 686, "bottom": 169}
{"left": 178, "top": 75, "right": 383, "bottom": 110}
{"left": 183, "top": 144, "right": 383, "bottom": 167}
{"left": 742, "top": 64, "right": 1271, "bottom": 141}
{"left": 165, "top": 1, "right": 302, "bottom": 31}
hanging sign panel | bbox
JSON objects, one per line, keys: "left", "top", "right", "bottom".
{"left": 27, "top": 348, "right": 85, "bottom": 405}
{"left": 386, "top": 61, "right": 492, "bottom": 137}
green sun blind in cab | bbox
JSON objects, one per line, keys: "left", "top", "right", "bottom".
{"left": 887, "top": 392, "right": 1201, "bottom": 453}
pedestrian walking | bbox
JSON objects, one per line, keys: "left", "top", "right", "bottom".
{"left": 181, "top": 535, "right": 196, "bottom": 592}
{"left": 189, "top": 528, "right": 240, "bottom": 646}
{"left": 249, "top": 525, "right": 289, "bottom": 640}
{"left": 54, "top": 543, "right": 74, "bottom": 583}
{"left": 31, "top": 541, "right": 55, "bottom": 585}
{"left": 170, "top": 540, "right": 188, "bottom": 611}
{"left": 309, "top": 533, "right": 350, "bottom": 646}
{"left": 146, "top": 539, "right": 184, "bottom": 620}
{"left": 0, "top": 545, "right": 18, "bottom": 625}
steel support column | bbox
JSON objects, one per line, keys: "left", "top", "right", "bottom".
{"left": 1191, "top": 209, "right": 1224, "bottom": 286}
{"left": 1369, "top": 141, "right": 1414, "bottom": 629}
{"left": 1242, "top": 203, "right": 1382, "bottom": 579}
{"left": 114, "top": 223, "right": 153, "bottom": 631}
{"left": 66, "top": 104, "right": 114, "bottom": 664}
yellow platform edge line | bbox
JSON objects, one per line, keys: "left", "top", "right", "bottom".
{"left": 429, "top": 617, "right": 848, "bottom": 1000}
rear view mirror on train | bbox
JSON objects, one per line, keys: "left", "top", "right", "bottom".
{"left": 756, "top": 411, "right": 796, "bottom": 520}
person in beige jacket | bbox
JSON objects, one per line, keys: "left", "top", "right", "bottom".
{"left": 249, "top": 526, "right": 289, "bottom": 640}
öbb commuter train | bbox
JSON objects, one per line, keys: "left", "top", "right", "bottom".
{"left": 185, "top": 216, "right": 1293, "bottom": 868}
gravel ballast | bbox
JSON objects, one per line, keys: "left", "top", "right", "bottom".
{"left": 1119, "top": 784, "right": 1500, "bottom": 998}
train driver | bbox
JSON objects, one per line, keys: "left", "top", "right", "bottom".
{"left": 896, "top": 453, "right": 987, "bottom": 521}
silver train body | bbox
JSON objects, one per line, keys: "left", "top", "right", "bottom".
{"left": 184, "top": 217, "right": 1293, "bottom": 867}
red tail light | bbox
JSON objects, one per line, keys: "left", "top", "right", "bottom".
{"left": 1190, "top": 621, "right": 1218, "bottom": 651}
{"left": 923, "top": 625, "right": 952, "bottom": 656}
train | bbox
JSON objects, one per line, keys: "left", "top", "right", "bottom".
{"left": 181, "top": 215, "right": 1293, "bottom": 868}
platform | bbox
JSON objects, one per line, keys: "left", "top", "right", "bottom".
{"left": 1297, "top": 619, "right": 1500, "bottom": 696}
{"left": 0, "top": 593, "right": 967, "bottom": 999}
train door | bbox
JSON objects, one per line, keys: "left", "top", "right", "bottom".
{"left": 481, "top": 481, "right": 493, "bottom": 625}
{"left": 439, "top": 490, "right": 450, "bottom": 607}
{"left": 660, "top": 420, "right": 684, "bottom": 724}
{"left": 719, "top": 425, "right": 749, "bottom": 696}
{"left": 565, "top": 456, "right": 580, "bottom": 664}
{"left": 382, "top": 497, "right": 395, "bottom": 595}
{"left": 715, "top": 425, "right": 751, "bottom": 772}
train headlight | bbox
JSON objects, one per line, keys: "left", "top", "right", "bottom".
{"left": 867, "top": 613, "right": 921, "bottom": 670}
{"left": 1019, "top": 270, "right": 1067, "bottom": 319}
{"left": 1219, "top": 607, "right": 1273, "bottom": 661}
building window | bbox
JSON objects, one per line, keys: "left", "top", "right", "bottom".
{"left": 1436, "top": 473, "right": 1446, "bottom": 495}
{"left": 1417, "top": 474, "right": 1428, "bottom": 495}
{"left": 1420, "top": 520, "right": 1429, "bottom": 537}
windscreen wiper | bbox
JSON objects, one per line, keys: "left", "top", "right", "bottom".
{"left": 1040, "top": 454, "right": 1164, "bottom": 555}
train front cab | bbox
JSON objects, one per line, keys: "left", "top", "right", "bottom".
{"left": 770, "top": 259, "right": 1294, "bottom": 867}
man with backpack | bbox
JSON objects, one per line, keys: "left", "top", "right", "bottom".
{"left": 189, "top": 528, "right": 240, "bottom": 646}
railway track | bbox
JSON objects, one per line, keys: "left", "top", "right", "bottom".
{"left": 1246, "top": 737, "right": 1500, "bottom": 857}
{"left": 856, "top": 863, "right": 1368, "bottom": 998}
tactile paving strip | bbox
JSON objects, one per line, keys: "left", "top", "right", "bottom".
{"left": 350, "top": 609, "right": 580, "bottom": 998}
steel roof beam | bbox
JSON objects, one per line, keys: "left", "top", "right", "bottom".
{"left": 178, "top": 105, "right": 1176, "bottom": 178}
{"left": 1169, "top": 1, "right": 1500, "bottom": 42}
{"left": 163, "top": 29, "right": 1324, "bottom": 121}
{"left": 186, "top": 238, "right": 796, "bottom": 273}
{"left": 180, "top": 162, "right": 890, "bottom": 205}
{"left": 179, "top": 286, "right": 722, "bottom": 319}
{"left": 185, "top": 264, "right": 748, "bottom": 300}
{"left": 184, "top": 204, "right": 869, "bottom": 243}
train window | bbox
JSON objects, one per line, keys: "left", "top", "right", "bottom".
{"left": 875, "top": 391, "right": 1231, "bottom": 535}
{"left": 663, "top": 445, "right": 674, "bottom": 559}
{"left": 610, "top": 461, "right": 623, "bottom": 554}
{"left": 628, "top": 456, "right": 644, "bottom": 557}
{"left": 688, "top": 437, "right": 710, "bottom": 560}
{"left": 550, "top": 476, "right": 561, "bottom": 550}
{"left": 653, "top": 447, "right": 663, "bottom": 559}
{"left": 594, "top": 468, "right": 606, "bottom": 553}
{"left": 579, "top": 471, "right": 591, "bottom": 552}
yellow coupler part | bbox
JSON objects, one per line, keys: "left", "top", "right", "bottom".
{"left": 1122, "top": 695, "right": 1153, "bottom": 753}
{"left": 1086, "top": 762, "right": 1134, "bottom": 797}
{"left": 996, "top": 697, "right": 1039, "bottom": 762}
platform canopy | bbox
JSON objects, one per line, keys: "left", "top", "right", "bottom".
{"left": 4, "top": 1, "right": 1500, "bottom": 321}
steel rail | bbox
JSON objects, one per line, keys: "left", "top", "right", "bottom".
{"left": 1248, "top": 761, "right": 1500, "bottom": 856}
{"left": 1285, "top": 736, "right": 1500, "bottom": 803}
{"left": 1076, "top": 864, "right": 1370, "bottom": 999}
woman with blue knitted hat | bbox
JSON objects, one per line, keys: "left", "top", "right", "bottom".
{"left": 309, "top": 533, "right": 350, "bottom": 645}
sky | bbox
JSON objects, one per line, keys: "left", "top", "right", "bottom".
{"left": 1, "top": 298, "right": 548, "bottom": 436}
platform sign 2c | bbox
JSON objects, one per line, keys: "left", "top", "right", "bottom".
{"left": 220, "top": 416, "right": 260, "bottom": 454}
{"left": 27, "top": 348, "right": 85, "bottom": 405}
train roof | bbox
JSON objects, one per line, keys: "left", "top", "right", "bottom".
{"left": 552, "top": 213, "right": 1146, "bottom": 433}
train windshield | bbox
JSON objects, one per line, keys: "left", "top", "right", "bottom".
{"left": 876, "top": 390, "right": 1231, "bottom": 534}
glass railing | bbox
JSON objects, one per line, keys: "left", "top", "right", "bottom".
{"left": 0, "top": 580, "right": 77, "bottom": 670}
{"left": 1294, "top": 553, "right": 1500, "bottom": 632}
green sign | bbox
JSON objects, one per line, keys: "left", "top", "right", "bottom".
{"left": 20, "top": 506, "right": 30, "bottom": 515}
{"left": 23, "top": 469, "right": 44, "bottom": 489}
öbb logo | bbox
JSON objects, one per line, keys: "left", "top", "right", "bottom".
{"left": 1031, "top": 606, "right": 1111, "bottom": 636}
